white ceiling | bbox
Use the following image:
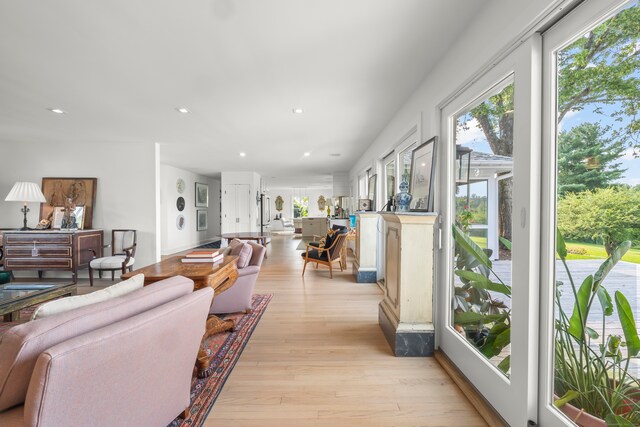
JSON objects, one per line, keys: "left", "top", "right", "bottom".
{"left": 0, "top": 0, "right": 487, "bottom": 187}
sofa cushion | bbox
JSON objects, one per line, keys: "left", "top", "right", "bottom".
{"left": 247, "top": 241, "right": 266, "bottom": 267}
{"left": 32, "top": 274, "right": 145, "bottom": 320}
{"left": 0, "top": 275, "right": 194, "bottom": 412}
{"left": 89, "top": 255, "right": 135, "bottom": 269}
{"left": 229, "top": 239, "right": 253, "bottom": 269}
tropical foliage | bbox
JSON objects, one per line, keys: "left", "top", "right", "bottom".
{"left": 554, "top": 232, "right": 640, "bottom": 426}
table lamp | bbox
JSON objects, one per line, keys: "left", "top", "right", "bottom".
{"left": 4, "top": 182, "right": 47, "bottom": 230}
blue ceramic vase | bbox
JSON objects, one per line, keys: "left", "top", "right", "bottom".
{"left": 395, "top": 179, "right": 412, "bottom": 212}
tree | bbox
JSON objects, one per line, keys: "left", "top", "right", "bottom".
{"left": 557, "top": 187, "right": 640, "bottom": 255}
{"left": 468, "top": 3, "right": 640, "bottom": 240}
{"left": 557, "top": 122, "right": 626, "bottom": 196}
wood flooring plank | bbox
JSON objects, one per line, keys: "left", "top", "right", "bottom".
{"left": 119, "top": 235, "right": 485, "bottom": 426}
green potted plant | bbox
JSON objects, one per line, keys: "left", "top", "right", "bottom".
{"left": 452, "top": 225, "right": 640, "bottom": 425}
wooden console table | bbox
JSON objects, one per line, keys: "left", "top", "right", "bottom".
{"left": 2, "top": 230, "right": 103, "bottom": 284}
{"left": 122, "top": 255, "right": 239, "bottom": 378}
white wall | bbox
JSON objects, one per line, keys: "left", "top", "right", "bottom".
{"left": 160, "top": 164, "right": 221, "bottom": 255}
{"left": 349, "top": 0, "right": 559, "bottom": 191}
{"left": 0, "top": 141, "right": 159, "bottom": 270}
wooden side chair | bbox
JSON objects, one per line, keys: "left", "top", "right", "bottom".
{"left": 301, "top": 232, "right": 347, "bottom": 278}
{"left": 88, "top": 229, "right": 137, "bottom": 286}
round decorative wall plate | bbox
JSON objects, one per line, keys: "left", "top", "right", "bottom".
{"left": 176, "top": 196, "right": 185, "bottom": 212}
{"left": 176, "top": 178, "right": 186, "bottom": 194}
{"left": 176, "top": 214, "right": 185, "bottom": 230}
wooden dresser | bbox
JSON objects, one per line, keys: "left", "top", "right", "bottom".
{"left": 3, "top": 230, "right": 103, "bottom": 283}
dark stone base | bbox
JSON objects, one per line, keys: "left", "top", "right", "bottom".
{"left": 379, "top": 305, "right": 434, "bottom": 357}
{"left": 355, "top": 270, "right": 377, "bottom": 283}
{"left": 351, "top": 261, "right": 377, "bottom": 283}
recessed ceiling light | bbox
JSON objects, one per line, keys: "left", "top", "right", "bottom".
{"left": 304, "top": 152, "right": 310, "bottom": 157}
{"left": 240, "top": 152, "right": 246, "bottom": 157}
{"left": 176, "top": 107, "right": 190, "bottom": 114}
{"left": 48, "top": 108, "right": 65, "bottom": 114}
{"left": 292, "top": 108, "right": 304, "bottom": 114}
{"left": 330, "top": 153, "right": 341, "bottom": 157}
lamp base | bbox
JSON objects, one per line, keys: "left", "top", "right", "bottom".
{"left": 18, "top": 226, "right": 32, "bottom": 231}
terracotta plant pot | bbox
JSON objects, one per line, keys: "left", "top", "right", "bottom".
{"left": 559, "top": 402, "right": 606, "bottom": 427}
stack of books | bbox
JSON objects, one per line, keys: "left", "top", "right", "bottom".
{"left": 181, "top": 250, "right": 224, "bottom": 263}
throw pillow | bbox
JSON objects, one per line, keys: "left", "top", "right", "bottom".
{"left": 32, "top": 274, "right": 145, "bottom": 320}
{"left": 319, "top": 228, "right": 337, "bottom": 250}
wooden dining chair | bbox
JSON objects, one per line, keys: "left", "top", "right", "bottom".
{"left": 301, "top": 232, "right": 347, "bottom": 278}
{"left": 88, "top": 229, "right": 137, "bottom": 286}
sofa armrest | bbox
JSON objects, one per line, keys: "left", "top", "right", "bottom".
{"left": 24, "top": 288, "right": 213, "bottom": 427}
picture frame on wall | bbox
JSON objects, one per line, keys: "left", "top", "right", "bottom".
{"left": 196, "top": 210, "right": 208, "bottom": 231}
{"left": 367, "top": 174, "right": 377, "bottom": 210}
{"left": 409, "top": 136, "right": 437, "bottom": 212}
{"left": 195, "top": 182, "right": 209, "bottom": 208}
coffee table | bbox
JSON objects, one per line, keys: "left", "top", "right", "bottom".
{"left": 0, "top": 282, "right": 77, "bottom": 322}
{"left": 220, "top": 232, "right": 271, "bottom": 258}
{"left": 122, "top": 255, "right": 239, "bottom": 378}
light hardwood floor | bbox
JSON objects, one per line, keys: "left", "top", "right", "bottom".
{"left": 202, "top": 235, "right": 487, "bottom": 426}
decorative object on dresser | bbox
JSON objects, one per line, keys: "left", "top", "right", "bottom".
{"left": 88, "top": 229, "right": 136, "bottom": 286}
{"left": 4, "top": 182, "right": 47, "bottom": 230}
{"left": 196, "top": 209, "right": 208, "bottom": 231}
{"left": 2, "top": 230, "right": 103, "bottom": 284}
{"left": 40, "top": 177, "right": 97, "bottom": 229}
{"left": 195, "top": 182, "right": 208, "bottom": 207}
{"left": 358, "top": 198, "right": 372, "bottom": 211}
{"left": 409, "top": 136, "right": 437, "bottom": 211}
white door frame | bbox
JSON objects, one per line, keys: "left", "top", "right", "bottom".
{"left": 538, "top": 0, "right": 633, "bottom": 424}
{"left": 436, "top": 35, "right": 542, "bottom": 426}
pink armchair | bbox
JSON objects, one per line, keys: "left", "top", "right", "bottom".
{"left": 209, "top": 241, "right": 266, "bottom": 314}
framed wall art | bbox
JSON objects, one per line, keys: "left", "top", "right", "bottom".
{"left": 195, "top": 182, "right": 208, "bottom": 208}
{"left": 40, "top": 177, "right": 97, "bottom": 229}
{"left": 367, "top": 174, "right": 377, "bottom": 210}
{"left": 196, "top": 210, "right": 208, "bottom": 231}
{"left": 409, "top": 136, "right": 437, "bottom": 211}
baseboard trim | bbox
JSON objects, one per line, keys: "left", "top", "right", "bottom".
{"left": 434, "top": 350, "right": 508, "bottom": 427}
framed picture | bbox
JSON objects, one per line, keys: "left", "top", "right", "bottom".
{"left": 54, "top": 206, "right": 85, "bottom": 230}
{"left": 52, "top": 207, "right": 65, "bottom": 229}
{"left": 176, "top": 214, "right": 186, "bottom": 230}
{"left": 40, "top": 178, "right": 97, "bottom": 229}
{"left": 197, "top": 210, "right": 208, "bottom": 231}
{"left": 367, "top": 174, "right": 377, "bottom": 210}
{"left": 409, "top": 137, "right": 437, "bottom": 211}
{"left": 195, "top": 182, "right": 209, "bottom": 208}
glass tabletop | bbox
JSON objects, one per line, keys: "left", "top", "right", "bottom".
{"left": 0, "top": 283, "right": 58, "bottom": 306}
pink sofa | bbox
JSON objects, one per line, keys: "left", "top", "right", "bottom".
{"left": 210, "top": 241, "right": 266, "bottom": 314}
{"left": 0, "top": 275, "right": 213, "bottom": 427}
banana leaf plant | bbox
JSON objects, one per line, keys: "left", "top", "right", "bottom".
{"left": 452, "top": 225, "right": 512, "bottom": 374}
{"left": 554, "top": 230, "right": 640, "bottom": 426}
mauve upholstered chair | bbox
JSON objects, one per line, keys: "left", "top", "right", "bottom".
{"left": 209, "top": 241, "right": 266, "bottom": 314}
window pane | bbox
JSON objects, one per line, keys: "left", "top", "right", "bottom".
{"left": 293, "top": 196, "right": 308, "bottom": 218}
{"left": 385, "top": 160, "right": 396, "bottom": 202}
{"left": 551, "top": 2, "right": 640, "bottom": 423}
{"left": 451, "top": 79, "right": 514, "bottom": 377}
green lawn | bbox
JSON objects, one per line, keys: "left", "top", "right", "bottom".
{"left": 470, "top": 236, "right": 487, "bottom": 248}
{"left": 564, "top": 240, "right": 640, "bottom": 264}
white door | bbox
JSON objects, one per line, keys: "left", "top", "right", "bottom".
{"left": 539, "top": 1, "right": 640, "bottom": 425}
{"left": 437, "top": 36, "right": 541, "bottom": 426}
{"left": 236, "top": 184, "right": 251, "bottom": 231}
{"left": 222, "top": 184, "right": 237, "bottom": 233}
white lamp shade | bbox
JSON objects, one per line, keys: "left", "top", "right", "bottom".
{"left": 5, "top": 182, "right": 47, "bottom": 203}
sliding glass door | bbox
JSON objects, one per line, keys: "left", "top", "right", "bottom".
{"left": 438, "top": 36, "right": 541, "bottom": 426}
{"left": 539, "top": 1, "right": 640, "bottom": 425}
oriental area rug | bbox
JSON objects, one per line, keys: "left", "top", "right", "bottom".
{"left": 167, "top": 293, "right": 272, "bottom": 427}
